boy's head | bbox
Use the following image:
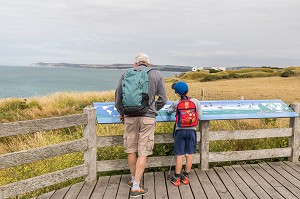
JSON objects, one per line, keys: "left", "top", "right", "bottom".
{"left": 171, "top": 81, "right": 188, "bottom": 95}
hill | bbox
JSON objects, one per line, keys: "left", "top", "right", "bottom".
{"left": 31, "top": 62, "right": 193, "bottom": 72}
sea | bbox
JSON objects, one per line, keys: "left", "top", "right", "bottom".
{"left": 0, "top": 65, "right": 179, "bottom": 99}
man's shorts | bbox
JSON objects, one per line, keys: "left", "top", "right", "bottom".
{"left": 123, "top": 116, "right": 156, "bottom": 157}
{"left": 173, "top": 129, "right": 197, "bottom": 156}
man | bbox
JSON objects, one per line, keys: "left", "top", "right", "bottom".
{"left": 115, "top": 53, "right": 167, "bottom": 197}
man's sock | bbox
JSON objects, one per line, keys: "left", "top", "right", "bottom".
{"left": 132, "top": 181, "right": 140, "bottom": 191}
{"left": 131, "top": 175, "right": 135, "bottom": 182}
{"left": 183, "top": 171, "right": 189, "bottom": 176}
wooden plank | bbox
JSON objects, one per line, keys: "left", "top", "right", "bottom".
{"left": 89, "top": 176, "right": 110, "bottom": 199}
{"left": 195, "top": 169, "right": 220, "bottom": 199}
{"left": 276, "top": 162, "right": 300, "bottom": 181}
{"left": 232, "top": 165, "right": 271, "bottom": 199}
{"left": 241, "top": 164, "right": 284, "bottom": 199}
{"left": 116, "top": 174, "right": 130, "bottom": 199}
{"left": 209, "top": 148, "right": 292, "bottom": 162}
{"left": 283, "top": 161, "right": 300, "bottom": 174}
{"left": 165, "top": 172, "right": 181, "bottom": 199}
{"left": 0, "top": 139, "right": 87, "bottom": 169}
{"left": 189, "top": 169, "right": 207, "bottom": 199}
{"left": 209, "top": 128, "right": 292, "bottom": 141}
{"left": 96, "top": 154, "right": 200, "bottom": 172}
{"left": 154, "top": 172, "right": 168, "bottom": 199}
{"left": 103, "top": 175, "right": 121, "bottom": 199}
{"left": 97, "top": 132, "right": 201, "bottom": 147}
{"left": 64, "top": 182, "right": 85, "bottom": 199}
{"left": 178, "top": 179, "right": 194, "bottom": 199}
{"left": 214, "top": 167, "right": 246, "bottom": 199}
{"left": 50, "top": 186, "right": 70, "bottom": 199}
{"left": 251, "top": 164, "right": 298, "bottom": 199}
{"left": 143, "top": 172, "right": 156, "bottom": 199}
{"left": 37, "top": 190, "right": 55, "bottom": 199}
{"left": 0, "top": 165, "right": 88, "bottom": 199}
{"left": 206, "top": 169, "right": 233, "bottom": 199}
{"left": 259, "top": 163, "right": 300, "bottom": 197}
{"left": 267, "top": 162, "right": 300, "bottom": 189}
{"left": 76, "top": 181, "right": 96, "bottom": 199}
{"left": 200, "top": 121, "right": 210, "bottom": 170}
{"left": 0, "top": 114, "right": 87, "bottom": 138}
{"left": 223, "top": 166, "right": 259, "bottom": 199}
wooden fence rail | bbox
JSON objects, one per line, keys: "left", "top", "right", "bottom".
{"left": 0, "top": 103, "right": 299, "bottom": 199}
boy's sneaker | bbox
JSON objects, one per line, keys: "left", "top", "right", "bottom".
{"left": 170, "top": 175, "right": 181, "bottom": 186}
{"left": 130, "top": 187, "right": 148, "bottom": 197}
{"left": 180, "top": 174, "right": 189, "bottom": 185}
{"left": 127, "top": 180, "right": 133, "bottom": 188}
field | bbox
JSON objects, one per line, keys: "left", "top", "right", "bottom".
{"left": 0, "top": 73, "right": 300, "bottom": 198}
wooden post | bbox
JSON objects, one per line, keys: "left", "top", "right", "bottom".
{"left": 289, "top": 103, "right": 300, "bottom": 162}
{"left": 83, "top": 106, "right": 97, "bottom": 182}
{"left": 201, "top": 88, "right": 205, "bottom": 101}
{"left": 199, "top": 120, "right": 210, "bottom": 170}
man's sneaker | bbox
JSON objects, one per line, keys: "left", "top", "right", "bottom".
{"left": 180, "top": 174, "right": 189, "bottom": 185}
{"left": 170, "top": 175, "right": 181, "bottom": 186}
{"left": 127, "top": 180, "right": 133, "bottom": 188}
{"left": 130, "top": 187, "right": 148, "bottom": 197}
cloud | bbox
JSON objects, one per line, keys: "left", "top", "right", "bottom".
{"left": 0, "top": 0, "right": 299, "bottom": 66}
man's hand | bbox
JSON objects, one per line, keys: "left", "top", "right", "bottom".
{"left": 119, "top": 115, "right": 125, "bottom": 124}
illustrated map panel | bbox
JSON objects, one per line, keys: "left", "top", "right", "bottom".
{"left": 93, "top": 100, "right": 298, "bottom": 124}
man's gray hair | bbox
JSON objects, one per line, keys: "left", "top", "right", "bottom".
{"left": 135, "top": 53, "right": 150, "bottom": 65}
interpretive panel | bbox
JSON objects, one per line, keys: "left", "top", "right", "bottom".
{"left": 93, "top": 100, "right": 298, "bottom": 124}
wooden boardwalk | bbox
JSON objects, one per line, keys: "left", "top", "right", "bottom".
{"left": 32, "top": 161, "right": 300, "bottom": 199}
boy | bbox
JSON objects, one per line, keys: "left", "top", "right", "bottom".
{"left": 167, "top": 81, "right": 200, "bottom": 186}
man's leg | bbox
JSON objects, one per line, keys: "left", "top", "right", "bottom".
{"left": 133, "top": 156, "right": 147, "bottom": 183}
{"left": 128, "top": 153, "right": 137, "bottom": 177}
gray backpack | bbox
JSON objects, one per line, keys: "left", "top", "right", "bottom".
{"left": 121, "top": 67, "right": 152, "bottom": 116}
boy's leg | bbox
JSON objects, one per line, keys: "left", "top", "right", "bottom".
{"left": 185, "top": 154, "right": 193, "bottom": 173}
{"left": 175, "top": 155, "right": 184, "bottom": 174}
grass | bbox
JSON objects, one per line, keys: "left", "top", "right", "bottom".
{"left": 0, "top": 72, "right": 299, "bottom": 198}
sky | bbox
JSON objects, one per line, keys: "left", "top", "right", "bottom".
{"left": 0, "top": 0, "right": 299, "bottom": 67}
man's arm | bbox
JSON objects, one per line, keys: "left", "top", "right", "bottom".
{"left": 114, "top": 75, "right": 124, "bottom": 115}
{"left": 155, "top": 78, "right": 168, "bottom": 111}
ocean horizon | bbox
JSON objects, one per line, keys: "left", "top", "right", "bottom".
{"left": 0, "top": 65, "right": 179, "bottom": 99}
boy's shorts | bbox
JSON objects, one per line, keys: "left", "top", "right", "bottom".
{"left": 173, "top": 129, "right": 197, "bottom": 156}
{"left": 123, "top": 116, "right": 156, "bottom": 157}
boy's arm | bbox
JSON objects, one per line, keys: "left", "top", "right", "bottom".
{"left": 167, "top": 103, "right": 177, "bottom": 114}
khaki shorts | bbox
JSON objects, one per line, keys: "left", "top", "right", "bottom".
{"left": 123, "top": 116, "right": 156, "bottom": 156}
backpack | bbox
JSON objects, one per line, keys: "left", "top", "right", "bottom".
{"left": 121, "top": 67, "right": 152, "bottom": 116}
{"left": 176, "top": 98, "right": 198, "bottom": 127}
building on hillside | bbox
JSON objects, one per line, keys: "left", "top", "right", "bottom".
{"left": 212, "top": 67, "right": 226, "bottom": 71}
{"left": 192, "top": 66, "right": 204, "bottom": 72}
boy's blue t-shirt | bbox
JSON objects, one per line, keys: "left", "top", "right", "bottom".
{"left": 167, "top": 98, "right": 201, "bottom": 131}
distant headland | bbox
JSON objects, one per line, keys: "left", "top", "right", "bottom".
{"left": 31, "top": 62, "right": 193, "bottom": 72}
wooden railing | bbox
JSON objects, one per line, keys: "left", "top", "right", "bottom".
{"left": 0, "top": 104, "right": 299, "bottom": 199}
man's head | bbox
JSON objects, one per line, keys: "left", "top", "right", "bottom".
{"left": 134, "top": 53, "right": 151, "bottom": 67}
{"left": 171, "top": 81, "right": 189, "bottom": 95}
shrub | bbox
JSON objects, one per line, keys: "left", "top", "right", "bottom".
{"left": 208, "top": 69, "right": 221, "bottom": 73}
{"left": 202, "top": 74, "right": 222, "bottom": 82}
{"left": 228, "top": 73, "right": 239, "bottom": 78}
{"left": 281, "top": 70, "right": 295, "bottom": 77}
